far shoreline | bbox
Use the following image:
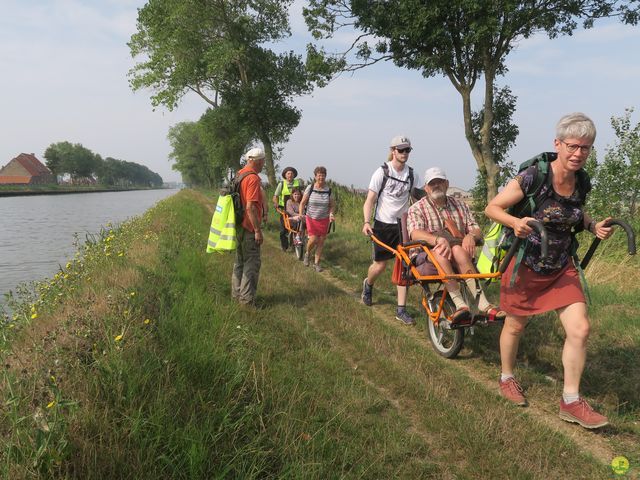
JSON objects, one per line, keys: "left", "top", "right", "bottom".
{"left": 0, "top": 186, "right": 174, "bottom": 198}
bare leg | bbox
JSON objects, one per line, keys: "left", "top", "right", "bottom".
{"left": 397, "top": 285, "right": 407, "bottom": 305}
{"left": 500, "top": 314, "right": 529, "bottom": 375}
{"left": 557, "top": 302, "right": 590, "bottom": 395}
{"left": 366, "top": 260, "right": 388, "bottom": 285}
{"left": 432, "top": 251, "right": 460, "bottom": 295}
{"left": 306, "top": 235, "right": 317, "bottom": 256}
{"left": 314, "top": 235, "right": 327, "bottom": 264}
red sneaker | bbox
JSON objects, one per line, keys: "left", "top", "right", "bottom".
{"left": 559, "top": 398, "right": 609, "bottom": 429}
{"left": 499, "top": 377, "right": 527, "bottom": 406}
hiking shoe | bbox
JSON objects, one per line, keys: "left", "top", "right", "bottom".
{"left": 303, "top": 253, "right": 310, "bottom": 267}
{"left": 499, "top": 377, "right": 528, "bottom": 406}
{"left": 314, "top": 263, "right": 323, "bottom": 272}
{"left": 395, "top": 310, "right": 416, "bottom": 325}
{"left": 361, "top": 278, "right": 373, "bottom": 306}
{"left": 559, "top": 398, "right": 609, "bottom": 429}
{"left": 450, "top": 306, "right": 472, "bottom": 325}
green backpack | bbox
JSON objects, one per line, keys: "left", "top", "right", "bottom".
{"left": 476, "top": 152, "right": 591, "bottom": 282}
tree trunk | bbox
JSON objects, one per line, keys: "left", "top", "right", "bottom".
{"left": 459, "top": 81, "right": 501, "bottom": 203}
{"left": 481, "top": 65, "right": 500, "bottom": 202}
{"left": 260, "top": 134, "right": 277, "bottom": 186}
{"left": 460, "top": 86, "right": 490, "bottom": 195}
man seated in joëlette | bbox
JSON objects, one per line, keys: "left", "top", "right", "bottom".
{"left": 407, "top": 167, "right": 506, "bottom": 324}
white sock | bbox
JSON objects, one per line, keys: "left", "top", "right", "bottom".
{"left": 449, "top": 291, "right": 468, "bottom": 310}
{"left": 464, "top": 278, "right": 491, "bottom": 311}
{"left": 501, "top": 373, "right": 515, "bottom": 382}
{"left": 563, "top": 392, "right": 580, "bottom": 404}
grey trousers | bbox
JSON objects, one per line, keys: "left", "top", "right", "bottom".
{"left": 231, "top": 228, "right": 262, "bottom": 304}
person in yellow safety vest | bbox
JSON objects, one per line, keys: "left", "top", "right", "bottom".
{"left": 272, "top": 166, "right": 302, "bottom": 251}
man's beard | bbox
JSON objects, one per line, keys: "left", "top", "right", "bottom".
{"left": 429, "top": 190, "right": 446, "bottom": 201}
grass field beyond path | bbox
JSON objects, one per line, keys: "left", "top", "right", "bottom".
{"left": 1, "top": 189, "right": 637, "bottom": 479}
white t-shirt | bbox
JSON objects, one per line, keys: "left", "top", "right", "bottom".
{"left": 368, "top": 162, "right": 419, "bottom": 224}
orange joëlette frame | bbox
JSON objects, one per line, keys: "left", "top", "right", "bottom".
{"left": 369, "top": 234, "right": 502, "bottom": 325}
{"left": 276, "top": 208, "right": 303, "bottom": 234}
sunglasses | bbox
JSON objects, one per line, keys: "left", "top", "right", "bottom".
{"left": 395, "top": 147, "right": 412, "bottom": 154}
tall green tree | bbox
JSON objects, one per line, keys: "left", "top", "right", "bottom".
{"left": 129, "top": 0, "right": 329, "bottom": 185}
{"left": 167, "top": 121, "right": 217, "bottom": 187}
{"left": 198, "top": 105, "right": 254, "bottom": 179}
{"left": 589, "top": 108, "right": 640, "bottom": 218}
{"left": 44, "top": 142, "right": 101, "bottom": 182}
{"left": 304, "top": 0, "right": 635, "bottom": 200}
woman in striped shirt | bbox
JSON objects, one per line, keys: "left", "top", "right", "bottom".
{"left": 299, "top": 166, "right": 336, "bottom": 272}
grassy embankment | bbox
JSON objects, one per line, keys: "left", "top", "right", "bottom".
{"left": 1, "top": 187, "right": 638, "bottom": 478}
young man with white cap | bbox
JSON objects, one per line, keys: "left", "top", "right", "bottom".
{"left": 407, "top": 167, "right": 506, "bottom": 324}
{"left": 232, "top": 147, "right": 266, "bottom": 306}
{"left": 361, "top": 135, "right": 419, "bottom": 325}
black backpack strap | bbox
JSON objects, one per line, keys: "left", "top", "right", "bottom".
{"left": 576, "top": 169, "right": 591, "bottom": 204}
{"left": 377, "top": 164, "right": 389, "bottom": 200}
{"left": 408, "top": 166, "right": 414, "bottom": 192}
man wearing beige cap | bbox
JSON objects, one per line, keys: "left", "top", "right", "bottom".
{"left": 232, "top": 147, "right": 266, "bottom": 306}
{"left": 407, "top": 167, "right": 506, "bottom": 324}
{"left": 361, "top": 135, "right": 419, "bottom": 325}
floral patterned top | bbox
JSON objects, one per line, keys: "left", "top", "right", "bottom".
{"left": 516, "top": 165, "right": 585, "bottom": 274}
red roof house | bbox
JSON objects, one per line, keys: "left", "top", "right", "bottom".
{"left": 0, "top": 153, "right": 56, "bottom": 185}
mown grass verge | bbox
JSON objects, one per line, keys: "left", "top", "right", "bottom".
{"left": 0, "top": 188, "right": 637, "bottom": 478}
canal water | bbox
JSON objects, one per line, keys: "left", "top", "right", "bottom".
{"left": 0, "top": 189, "right": 178, "bottom": 307}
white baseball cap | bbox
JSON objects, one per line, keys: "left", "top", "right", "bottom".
{"left": 246, "top": 147, "right": 265, "bottom": 160}
{"left": 390, "top": 135, "right": 411, "bottom": 149}
{"left": 423, "top": 167, "right": 447, "bottom": 185}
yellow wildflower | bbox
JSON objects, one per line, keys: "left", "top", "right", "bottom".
{"left": 114, "top": 334, "right": 123, "bottom": 342}
{"left": 130, "top": 292, "right": 136, "bottom": 297}
{"left": 47, "top": 401, "right": 56, "bottom": 409}
{"left": 31, "top": 313, "right": 38, "bottom": 319}
{"left": 144, "top": 319, "right": 150, "bottom": 325}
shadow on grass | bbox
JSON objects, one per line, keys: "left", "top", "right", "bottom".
{"left": 459, "top": 311, "right": 640, "bottom": 413}
{"left": 582, "top": 343, "right": 640, "bottom": 414}
{"left": 258, "top": 276, "right": 349, "bottom": 310}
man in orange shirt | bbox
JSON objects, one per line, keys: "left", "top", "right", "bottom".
{"left": 232, "top": 147, "right": 266, "bottom": 306}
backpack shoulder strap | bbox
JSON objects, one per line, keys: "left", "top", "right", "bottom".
{"left": 234, "top": 171, "right": 258, "bottom": 191}
{"left": 576, "top": 169, "right": 591, "bottom": 204}
{"left": 408, "top": 166, "right": 414, "bottom": 192}
{"left": 512, "top": 152, "right": 554, "bottom": 217}
{"left": 377, "top": 164, "right": 389, "bottom": 199}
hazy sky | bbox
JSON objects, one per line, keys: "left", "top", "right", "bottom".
{"left": 2, "top": 1, "right": 639, "bottom": 189}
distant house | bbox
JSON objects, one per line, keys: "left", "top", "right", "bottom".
{"left": 0, "top": 153, "right": 56, "bottom": 185}
{"left": 447, "top": 186, "right": 472, "bottom": 201}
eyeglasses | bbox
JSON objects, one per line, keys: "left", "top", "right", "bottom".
{"left": 560, "top": 140, "right": 593, "bottom": 154}
{"left": 395, "top": 147, "right": 412, "bottom": 154}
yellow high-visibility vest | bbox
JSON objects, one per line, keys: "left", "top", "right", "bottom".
{"left": 476, "top": 222, "right": 505, "bottom": 281}
{"left": 278, "top": 179, "right": 300, "bottom": 206}
{"left": 207, "top": 195, "right": 237, "bottom": 253}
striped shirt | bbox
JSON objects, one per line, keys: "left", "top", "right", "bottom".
{"left": 303, "top": 184, "right": 331, "bottom": 219}
{"left": 407, "top": 195, "right": 478, "bottom": 237}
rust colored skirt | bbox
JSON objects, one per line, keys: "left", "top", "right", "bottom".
{"left": 499, "top": 258, "right": 586, "bottom": 316}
